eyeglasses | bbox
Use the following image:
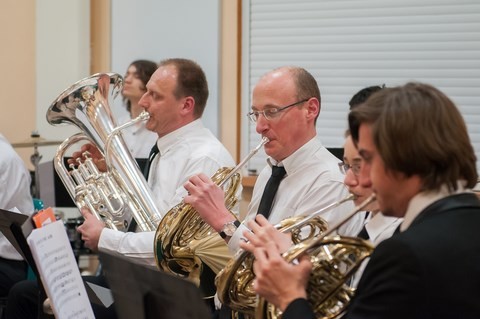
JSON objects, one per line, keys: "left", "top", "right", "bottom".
{"left": 338, "top": 161, "right": 361, "bottom": 176}
{"left": 247, "top": 99, "right": 309, "bottom": 123}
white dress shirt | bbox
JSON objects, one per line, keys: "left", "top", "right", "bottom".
{"left": 118, "top": 113, "right": 158, "bottom": 159}
{"left": 365, "top": 212, "right": 402, "bottom": 245}
{"left": 0, "top": 134, "right": 34, "bottom": 260}
{"left": 228, "top": 136, "right": 365, "bottom": 253}
{"left": 98, "top": 120, "right": 237, "bottom": 266}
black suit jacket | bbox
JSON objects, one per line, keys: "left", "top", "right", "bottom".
{"left": 283, "top": 193, "right": 480, "bottom": 319}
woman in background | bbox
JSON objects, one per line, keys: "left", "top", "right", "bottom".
{"left": 119, "top": 59, "right": 158, "bottom": 158}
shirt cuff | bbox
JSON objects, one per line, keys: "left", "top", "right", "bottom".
{"left": 98, "top": 228, "right": 124, "bottom": 252}
{"left": 98, "top": 229, "right": 156, "bottom": 267}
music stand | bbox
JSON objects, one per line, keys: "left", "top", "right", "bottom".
{"left": 0, "top": 209, "right": 52, "bottom": 318}
{"left": 99, "top": 251, "right": 211, "bottom": 319}
{"left": 0, "top": 209, "right": 37, "bottom": 275}
{"left": 0, "top": 209, "right": 110, "bottom": 319}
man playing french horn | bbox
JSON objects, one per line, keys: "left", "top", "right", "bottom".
{"left": 184, "top": 66, "right": 365, "bottom": 316}
{"left": 243, "top": 83, "right": 480, "bottom": 319}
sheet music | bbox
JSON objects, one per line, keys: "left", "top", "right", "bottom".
{"left": 27, "top": 220, "right": 95, "bottom": 319}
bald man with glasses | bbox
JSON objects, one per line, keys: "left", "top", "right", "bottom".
{"left": 184, "top": 66, "right": 364, "bottom": 256}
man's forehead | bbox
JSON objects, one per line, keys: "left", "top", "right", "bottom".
{"left": 357, "top": 124, "right": 374, "bottom": 151}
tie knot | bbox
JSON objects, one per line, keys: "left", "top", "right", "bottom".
{"left": 149, "top": 144, "right": 160, "bottom": 161}
{"left": 271, "top": 165, "right": 286, "bottom": 178}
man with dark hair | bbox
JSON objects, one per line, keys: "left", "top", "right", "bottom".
{"left": 348, "top": 84, "right": 384, "bottom": 109}
{"left": 5, "top": 58, "right": 236, "bottom": 318}
{"left": 242, "top": 82, "right": 480, "bottom": 319}
{"left": 77, "top": 58, "right": 235, "bottom": 269}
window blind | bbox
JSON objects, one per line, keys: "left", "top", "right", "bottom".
{"left": 242, "top": 0, "right": 480, "bottom": 172}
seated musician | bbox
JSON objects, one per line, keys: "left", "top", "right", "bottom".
{"left": 241, "top": 83, "right": 480, "bottom": 319}
{"left": 184, "top": 66, "right": 365, "bottom": 317}
{"left": 5, "top": 58, "right": 237, "bottom": 319}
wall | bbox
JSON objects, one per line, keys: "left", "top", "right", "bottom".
{"left": 110, "top": 0, "right": 221, "bottom": 138}
{"left": 0, "top": 0, "right": 36, "bottom": 169}
{"left": 0, "top": 0, "right": 90, "bottom": 171}
{"left": 1, "top": 0, "right": 248, "bottom": 216}
{"left": 220, "top": 0, "right": 241, "bottom": 161}
{"left": 35, "top": 0, "right": 91, "bottom": 169}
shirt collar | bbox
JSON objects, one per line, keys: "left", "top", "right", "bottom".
{"left": 366, "top": 212, "right": 402, "bottom": 242}
{"left": 156, "top": 119, "right": 204, "bottom": 156}
{"left": 400, "top": 180, "right": 470, "bottom": 231}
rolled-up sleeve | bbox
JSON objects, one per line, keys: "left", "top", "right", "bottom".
{"left": 98, "top": 229, "right": 156, "bottom": 267}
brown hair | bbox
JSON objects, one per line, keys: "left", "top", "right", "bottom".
{"left": 349, "top": 82, "right": 477, "bottom": 192}
{"left": 158, "top": 58, "right": 209, "bottom": 118}
{"left": 124, "top": 60, "right": 157, "bottom": 112}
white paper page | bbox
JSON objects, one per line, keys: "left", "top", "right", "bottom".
{"left": 27, "top": 220, "right": 95, "bottom": 319}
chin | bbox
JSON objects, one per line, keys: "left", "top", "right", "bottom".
{"left": 264, "top": 142, "right": 282, "bottom": 159}
{"left": 378, "top": 204, "right": 395, "bottom": 217}
{"left": 353, "top": 199, "right": 362, "bottom": 207}
{"left": 263, "top": 144, "right": 274, "bottom": 156}
{"left": 145, "top": 121, "right": 155, "bottom": 132}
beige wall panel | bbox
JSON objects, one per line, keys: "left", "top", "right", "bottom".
{"left": 0, "top": 0, "right": 36, "bottom": 168}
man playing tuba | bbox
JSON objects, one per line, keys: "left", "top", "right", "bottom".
{"left": 5, "top": 58, "right": 237, "bottom": 319}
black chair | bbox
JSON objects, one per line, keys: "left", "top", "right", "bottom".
{"left": 327, "top": 147, "right": 344, "bottom": 161}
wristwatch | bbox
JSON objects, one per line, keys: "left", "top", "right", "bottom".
{"left": 219, "top": 220, "right": 241, "bottom": 239}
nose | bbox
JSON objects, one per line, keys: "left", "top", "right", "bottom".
{"left": 139, "top": 93, "right": 149, "bottom": 109}
{"left": 255, "top": 113, "right": 269, "bottom": 135}
{"left": 358, "top": 162, "right": 372, "bottom": 188}
{"left": 343, "top": 169, "right": 359, "bottom": 187}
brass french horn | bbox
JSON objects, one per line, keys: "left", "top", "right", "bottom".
{"left": 154, "top": 137, "right": 269, "bottom": 289}
{"left": 216, "top": 194, "right": 355, "bottom": 317}
{"left": 256, "top": 194, "right": 376, "bottom": 319}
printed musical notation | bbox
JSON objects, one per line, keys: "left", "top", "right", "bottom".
{"left": 27, "top": 220, "right": 95, "bottom": 319}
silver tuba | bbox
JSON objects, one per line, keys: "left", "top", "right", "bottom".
{"left": 46, "top": 73, "right": 162, "bottom": 231}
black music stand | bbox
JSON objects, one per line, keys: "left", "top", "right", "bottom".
{"left": 99, "top": 251, "right": 211, "bottom": 319}
{"left": 0, "top": 209, "right": 38, "bottom": 278}
{"left": 0, "top": 209, "right": 111, "bottom": 318}
{"left": 0, "top": 209, "right": 52, "bottom": 319}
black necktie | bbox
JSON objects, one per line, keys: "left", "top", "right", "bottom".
{"left": 357, "top": 225, "right": 369, "bottom": 240}
{"left": 129, "top": 143, "right": 159, "bottom": 232}
{"left": 357, "top": 211, "right": 370, "bottom": 240}
{"left": 257, "top": 165, "right": 287, "bottom": 218}
{"left": 143, "top": 143, "right": 160, "bottom": 181}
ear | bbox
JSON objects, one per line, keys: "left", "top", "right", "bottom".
{"left": 305, "top": 97, "right": 320, "bottom": 121}
{"left": 180, "top": 96, "right": 195, "bottom": 115}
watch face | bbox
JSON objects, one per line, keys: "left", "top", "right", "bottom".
{"left": 224, "top": 223, "right": 237, "bottom": 236}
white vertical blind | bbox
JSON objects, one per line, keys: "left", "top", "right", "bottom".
{"left": 242, "top": 0, "right": 480, "bottom": 172}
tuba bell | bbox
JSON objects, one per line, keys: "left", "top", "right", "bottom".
{"left": 216, "top": 194, "right": 355, "bottom": 317}
{"left": 256, "top": 194, "right": 376, "bottom": 319}
{"left": 154, "top": 137, "right": 268, "bottom": 289}
{"left": 46, "top": 73, "right": 162, "bottom": 232}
